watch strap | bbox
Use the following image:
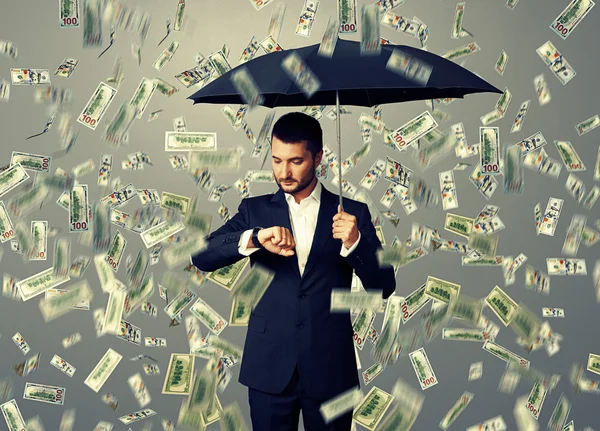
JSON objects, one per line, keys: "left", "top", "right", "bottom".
{"left": 251, "top": 227, "right": 263, "bottom": 249}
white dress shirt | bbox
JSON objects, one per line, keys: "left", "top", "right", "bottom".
{"left": 238, "top": 181, "right": 361, "bottom": 277}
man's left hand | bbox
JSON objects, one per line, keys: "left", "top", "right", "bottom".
{"left": 332, "top": 205, "right": 359, "bottom": 249}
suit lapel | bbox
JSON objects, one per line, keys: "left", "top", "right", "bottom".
{"left": 269, "top": 183, "right": 338, "bottom": 279}
{"left": 303, "top": 184, "right": 337, "bottom": 278}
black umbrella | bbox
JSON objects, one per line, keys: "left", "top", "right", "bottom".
{"left": 189, "top": 38, "right": 502, "bottom": 210}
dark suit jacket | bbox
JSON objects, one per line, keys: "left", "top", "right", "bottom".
{"left": 191, "top": 183, "right": 396, "bottom": 400}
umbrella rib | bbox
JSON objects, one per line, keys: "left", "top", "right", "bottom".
{"left": 271, "top": 92, "right": 281, "bottom": 107}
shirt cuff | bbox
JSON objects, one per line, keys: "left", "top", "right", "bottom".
{"left": 340, "top": 231, "right": 361, "bottom": 257}
{"left": 239, "top": 229, "right": 260, "bottom": 256}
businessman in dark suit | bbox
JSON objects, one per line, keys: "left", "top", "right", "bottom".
{"left": 192, "top": 112, "right": 396, "bottom": 430}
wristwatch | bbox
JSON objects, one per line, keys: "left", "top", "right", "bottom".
{"left": 251, "top": 227, "right": 263, "bottom": 249}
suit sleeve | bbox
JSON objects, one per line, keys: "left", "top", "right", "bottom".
{"left": 343, "top": 203, "right": 396, "bottom": 299}
{"left": 191, "top": 198, "right": 256, "bottom": 272}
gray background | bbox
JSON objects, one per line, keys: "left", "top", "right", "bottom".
{"left": 1, "top": 0, "right": 599, "bottom": 429}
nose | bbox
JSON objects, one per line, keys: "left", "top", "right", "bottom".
{"left": 278, "top": 163, "right": 292, "bottom": 178}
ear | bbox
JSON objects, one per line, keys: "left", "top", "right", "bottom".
{"left": 315, "top": 149, "right": 323, "bottom": 166}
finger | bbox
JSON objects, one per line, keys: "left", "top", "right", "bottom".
{"left": 272, "top": 228, "right": 281, "bottom": 244}
{"left": 337, "top": 212, "right": 354, "bottom": 221}
{"left": 286, "top": 229, "right": 295, "bottom": 248}
{"left": 278, "top": 229, "right": 288, "bottom": 246}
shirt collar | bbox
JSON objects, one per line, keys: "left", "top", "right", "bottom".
{"left": 285, "top": 180, "right": 321, "bottom": 206}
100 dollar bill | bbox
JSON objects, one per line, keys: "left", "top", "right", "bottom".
{"left": 140, "top": 220, "right": 185, "bottom": 248}
{"left": 439, "top": 392, "right": 474, "bottom": 430}
{"left": 352, "top": 386, "right": 394, "bottom": 431}
{"left": 39, "top": 279, "right": 93, "bottom": 322}
{"left": 165, "top": 131, "right": 217, "bottom": 151}
{"left": 338, "top": 0, "right": 358, "bottom": 33}
{"left": 30, "top": 220, "right": 47, "bottom": 260}
{"left": 84, "top": 348, "right": 122, "bottom": 393}
{"left": 60, "top": 0, "right": 80, "bottom": 28}
{"left": 23, "top": 382, "right": 66, "bottom": 405}
{"left": 10, "top": 151, "right": 51, "bottom": 173}
{"left": 77, "top": 82, "right": 117, "bottom": 130}
{"left": 0, "top": 201, "right": 16, "bottom": 243}
{"left": 162, "top": 353, "right": 195, "bottom": 395}
{"left": 480, "top": 127, "right": 500, "bottom": 175}
{"left": 550, "top": 0, "right": 595, "bottom": 40}
{"left": 189, "top": 297, "right": 228, "bottom": 336}
{"left": 485, "top": 285, "right": 519, "bottom": 326}
{"left": 69, "top": 184, "right": 89, "bottom": 232}
{"left": 17, "top": 267, "right": 70, "bottom": 301}
{"left": 0, "top": 399, "right": 27, "bottom": 431}
{"left": 388, "top": 111, "right": 438, "bottom": 151}
{"left": 0, "top": 163, "right": 29, "bottom": 198}
{"left": 331, "top": 289, "right": 383, "bottom": 311}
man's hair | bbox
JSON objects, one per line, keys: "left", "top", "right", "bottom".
{"left": 271, "top": 111, "right": 323, "bottom": 160}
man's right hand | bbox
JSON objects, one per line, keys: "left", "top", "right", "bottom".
{"left": 257, "top": 227, "right": 296, "bottom": 256}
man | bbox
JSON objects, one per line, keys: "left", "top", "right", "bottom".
{"left": 192, "top": 111, "right": 396, "bottom": 430}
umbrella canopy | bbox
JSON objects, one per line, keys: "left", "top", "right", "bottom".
{"left": 188, "top": 38, "right": 502, "bottom": 211}
{"left": 188, "top": 38, "right": 502, "bottom": 107}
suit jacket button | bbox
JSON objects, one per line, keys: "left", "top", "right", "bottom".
{"left": 296, "top": 322, "right": 304, "bottom": 329}
{"left": 298, "top": 293, "right": 306, "bottom": 299}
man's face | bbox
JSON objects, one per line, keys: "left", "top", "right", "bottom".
{"left": 271, "top": 136, "right": 323, "bottom": 195}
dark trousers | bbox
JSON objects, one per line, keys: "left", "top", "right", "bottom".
{"left": 248, "top": 365, "right": 353, "bottom": 431}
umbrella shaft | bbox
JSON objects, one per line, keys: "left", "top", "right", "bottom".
{"left": 336, "top": 90, "right": 343, "bottom": 212}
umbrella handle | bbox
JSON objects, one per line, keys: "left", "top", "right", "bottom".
{"left": 336, "top": 90, "right": 344, "bottom": 212}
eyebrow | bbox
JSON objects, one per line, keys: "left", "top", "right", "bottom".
{"left": 272, "top": 156, "right": 304, "bottom": 161}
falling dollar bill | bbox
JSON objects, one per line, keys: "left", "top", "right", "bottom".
{"left": 105, "top": 230, "right": 126, "bottom": 272}
{"left": 296, "top": 0, "right": 319, "bottom": 37}
{"left": 281, "top": 51, "right": 321, "bottom": 99}
{"left": 30, "top": 221, "right": 47, "bottom": 260}
{"left": 534, "top": 74, "right": 551, "bottom": 106}
{"left": 248, "top": 0, "right": 274, "bottom": 11}
{"left": 190, "top": 297, "right": 228, "bottom": 336}
{"left": 550, "top": 0, "right": 595, "bottom": 40}
{"left": 165, "top": 131, "right": 217, "bottom": 152}
{"left": 409, "top": 347, "right": 438, "bottom": 390}
{"left": 162, "top": 353, "right": 194, "bottom": 395}
{"left": 439, "top": 392, "right": 474, "bottom": 430}
{"left": 10, "top": 68, "right": 51, "bottom": 86}
{"left": 511, "top": 100, "right": 530, "bottom": 133}
{"left": 338, "top": 0, "right": 358, "bottom": 33}
{"left": 319, "top": 16, "right": 339, "bottom": 57}
{"left": 503, "top": 144, "right": 524, "bottom": 195}
{"left": 546, "top": 258, "right": 587, "bottom": 276}
{"left": 539, "top": 197, "right": 563, "bottom": 236}
{"left": 173, "top": 0, "right": 185, "bottom": 31}
{"left": 547, "top": 394, "right": 570, "bottom": 431}
{"left": 352, "top": 386, "right": 394, "bottom": 430}
{"left": 563, "top": 213, "right": 587, "bottom": 256}
{"left": 78, "top": 82, "right": 117, "bottom": 130}
{"left": 439, "top": 170, "right": 458, "bottom": 210}
{"left": 82, "top": 0, "right": 102, "bottom": 46}
{"left": 130, "top": 77, "right": 157, "bottom": 119}
{"left": 0, "top": 399, "right": 27, "bottom": 431}
{"left": 575, "top": 114, "right": 600, "bottom": 136}
{"left": 480, "top": 127, "right": 500, "bottom": 175}
{"left": 536, "top": 40, "right": 576, "bottom": 85}
{"left": 84, "top": 348, "right": 122, "bottom": 393}
{"left": 388, "top": 111, "right": 437, "bottom": 151}
{"left": 230, "top": 66, "right": 264, "bottom": 110}
{"left": 361, "top": 4, "right": 380, "bottom": 55}
{"left": 495, "top": 50, "right": 509, "bottom": 75}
